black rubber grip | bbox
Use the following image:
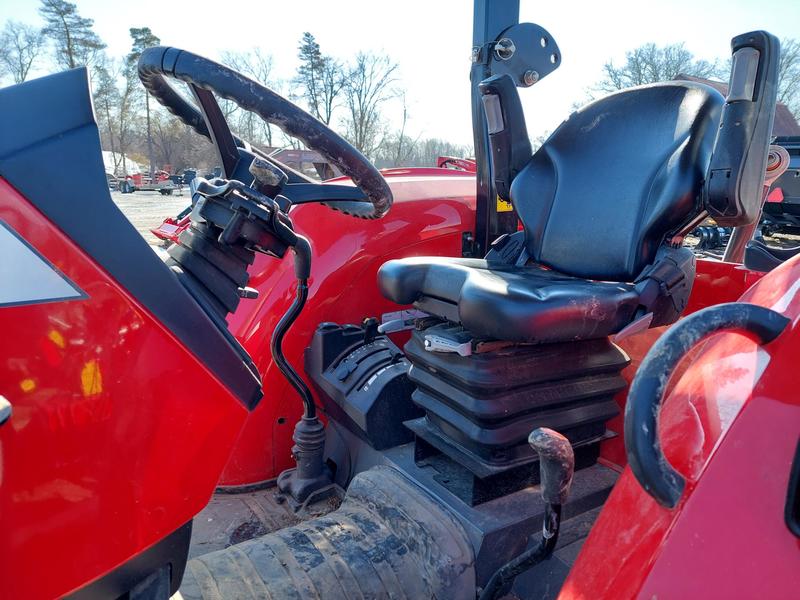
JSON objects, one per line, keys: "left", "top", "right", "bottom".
{"left": 624, "top": 302, "right": 789, "bottom": 508}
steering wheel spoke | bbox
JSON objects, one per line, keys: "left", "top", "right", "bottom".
{"left": 190, "top": 85, "right": 240, "bottom": 178}
{"left": 282, "top": 183, "right": 368, "bottom": 206}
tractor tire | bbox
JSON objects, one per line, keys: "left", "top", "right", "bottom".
{"left": 180, "top": 467, "right": 475, "bottom": 600}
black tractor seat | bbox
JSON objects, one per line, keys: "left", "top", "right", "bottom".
{"left": 379, "top": 257, "right": 640, "bottom": 343}
{"left": 379, "top": 81, "right": 725, "bottom": 344}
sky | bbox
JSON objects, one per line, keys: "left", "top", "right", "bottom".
{"left": 3, "top": 0, "right": 799, "bottom": 146}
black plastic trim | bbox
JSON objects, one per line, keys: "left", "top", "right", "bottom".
{"left": 0, "top": 69, "right": 262, "bottom": 409}
{"left": 625, "top": 302, "right": 789, "bottom": 508}
{"left": 190, "top": 85, "right": 240, "bottom": 178}
{"left": 64, "top": 521, "right": 192, "bottom": 599}
{"left": 786, "top": 439, "right": 800, "bottom": 537}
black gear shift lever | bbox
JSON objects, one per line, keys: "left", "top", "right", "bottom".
{"left": 529, "top": 427, "right": 574, "bottom": 505}
{"left": 479, "top": 428, "right": 575, "bottom": 600}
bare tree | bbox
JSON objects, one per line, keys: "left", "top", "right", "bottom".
{"left": 150, "top": 110, "right": 195, "bottom": 171}
{"left": 375, "top": 135, "right": 472, "bottom": 169}
{"left": 0, "top": 21, "right": 45, "bottom": 83}
{"left": 294, "top": 32, "right": 344, "bottom": 125}
{"left": 596, "top": 42, "right": 719, "bottom": 93}
{"left": 778, "top": 37, "right": 800, "bottom": 119}
{"left": 39, "top": 0, "right": 105, "bottom": 69}
{"left": 127, "top": 27, "right": 160, "bottom": 177}
{"left": 115, "top": 65, "right": 142, "bottom": 176}
{"left": 342, "top": 52, "right": 398, "bottom": 158}
{"left": 379, "top": 94, "right": 418, "bottom": 167}
{"left": 92, "top": 58, "right": 121, "bottom": 171}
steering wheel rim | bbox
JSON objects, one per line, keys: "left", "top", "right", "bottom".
{"left": 138, "top": 46, "right": 392, "bottom": 219}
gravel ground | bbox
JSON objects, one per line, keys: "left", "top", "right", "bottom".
{"left": 111, "top": 189, "right": 190, "bottom": 245}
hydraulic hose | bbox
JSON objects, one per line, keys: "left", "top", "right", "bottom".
{"left": 270, "top": 281, "right": 314, "bottom": 419}
{"left": 270, "top": 235, "right": 316, "bottom": 419}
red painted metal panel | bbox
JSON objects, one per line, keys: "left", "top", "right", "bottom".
{"left": 0, "top": 179, "right": 249, "bottom": 599}
{"left": 561, "top": 255, "right": 800, "bottom": 599}
{"left": 599, "top": 258, "right": 767, "bottom": 468}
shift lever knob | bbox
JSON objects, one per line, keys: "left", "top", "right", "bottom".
{"left": 529, "top": 428, "right": 574, "bottom": 505}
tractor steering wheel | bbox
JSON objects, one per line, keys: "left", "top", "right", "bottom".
{"left": 137, "top": 46, "right": 392, "bottom": 219}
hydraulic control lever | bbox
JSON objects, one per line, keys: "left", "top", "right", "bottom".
{"left": 480, "top": 428, "right": 574, "bottom": 600}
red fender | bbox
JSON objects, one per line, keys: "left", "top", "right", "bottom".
{"left": 0, "top": 178, "right": 250, "bottom": 599}
{"left": 562, "top": 256, "right": 800, "bottom": 599}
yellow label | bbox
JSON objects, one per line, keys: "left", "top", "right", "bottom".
{"left": 496, "top": 196, "right": 513, "bottom": 213}
{"left": 81, "top": 360, "right": 103, "bottom": 397}
{"left": 48, "top": 329, "right": 65, "bottom": 349}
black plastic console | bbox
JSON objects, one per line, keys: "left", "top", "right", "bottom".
{"left": 306, "top": 323, "right": 422, "bottom": 450}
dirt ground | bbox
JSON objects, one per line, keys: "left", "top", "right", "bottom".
{"left": 111, "top": 189, "right": 189, "bottom": 245}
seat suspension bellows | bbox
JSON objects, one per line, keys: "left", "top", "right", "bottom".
{"left": 404, "top": 324, "right": 629, "bottom": 505}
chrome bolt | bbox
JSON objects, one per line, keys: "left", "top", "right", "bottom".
{"left": 523, "top": 70, "right": 540, "bottom": 86}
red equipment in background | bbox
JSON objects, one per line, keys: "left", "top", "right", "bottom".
{"left": 126, "top": 170, "right": 170, "bottom": 187}
{"left": 437, "top": 155, "right": 478, "bottom": 172}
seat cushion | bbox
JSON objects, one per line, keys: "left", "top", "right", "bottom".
{"left": 378, "top": 257, "right": 640, "bottom": 343}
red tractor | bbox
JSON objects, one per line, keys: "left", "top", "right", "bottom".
{"left": 1, "top": 2, "right": 798, "bottom": 599}
{"left": 437, "top": 156, "right": 478, "bottom": 172}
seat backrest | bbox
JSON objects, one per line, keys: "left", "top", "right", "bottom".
{"left": 510, "top": 82, "right": 724, "bottom": 281}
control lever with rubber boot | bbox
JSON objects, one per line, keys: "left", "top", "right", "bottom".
{"left": 479, "top": 428, "right": 575, "bottom": 600}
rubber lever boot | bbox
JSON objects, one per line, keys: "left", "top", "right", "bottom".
{"left": 277, "top": 416, "right": 332, "bottom": 506}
